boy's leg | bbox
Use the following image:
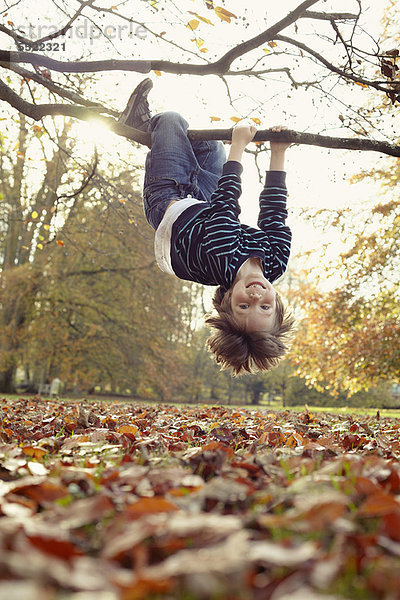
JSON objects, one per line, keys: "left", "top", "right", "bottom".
{"left": 143, "top": 111, "right": 203, "bottom": 229}
{"left": 118, "top": 80, "right": 185, "bottom": 229}
{"left": 190, "top": 139, "right": 226, "bottom": 204}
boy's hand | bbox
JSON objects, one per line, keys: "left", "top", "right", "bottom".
{"left": 231, "top": 123, "right": 257, "bottom": 148}
{"left": 269, "top": 125, "right": 289, "bottom": 171}
{"left": 270, "top": 125, "right": 290, "bottom": 153}
{"left": 227, "top": 123, "right": 257, "bottom": 163}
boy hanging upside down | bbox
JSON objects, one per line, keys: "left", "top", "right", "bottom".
{"left": 120, "top": 78, "right": 295, "bottom": 375}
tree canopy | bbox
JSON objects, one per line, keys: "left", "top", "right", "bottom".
{"left": 0, "top": 0, "right": 399, "bottom": 155}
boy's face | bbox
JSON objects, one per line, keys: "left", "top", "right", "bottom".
{"left": 230, "top": 276, "right": 277, "bottom": 332}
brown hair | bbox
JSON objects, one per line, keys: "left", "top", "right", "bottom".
{"left": 205, "top": 285, "right": 295, "bottom": 376}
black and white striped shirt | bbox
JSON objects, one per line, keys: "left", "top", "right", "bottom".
{"left": 170, "top": 161, "right": 291, "bottom": 288}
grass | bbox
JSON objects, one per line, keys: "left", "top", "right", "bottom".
{"left": 2, "top": 393, "right": 400, "bottom": 419}
{"left": 259, "top": 402, "right": 400, "bottom": 419}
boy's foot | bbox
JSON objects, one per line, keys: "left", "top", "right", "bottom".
{"left": 119, "top": 78, "right": 153, "bottom": 130}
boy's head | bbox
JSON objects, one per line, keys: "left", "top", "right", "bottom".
{"left": 229, "top": 276, "right": 277, "bottom": 332}
{"left": 205, "top": 281, "right": 294, "bottom": 376}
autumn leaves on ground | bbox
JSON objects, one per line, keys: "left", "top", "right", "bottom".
{"left": 1, "top": 398, "right": 400, "bottom": 600}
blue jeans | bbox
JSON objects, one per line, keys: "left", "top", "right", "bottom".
{"left": 143, "top": 111, "right": 226, "bottom": 229}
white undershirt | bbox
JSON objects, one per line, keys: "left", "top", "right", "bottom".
{"left": 154, "top": 198, "right": 207, "bottom": 275}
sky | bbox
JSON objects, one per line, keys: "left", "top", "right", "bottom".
{"left": 1, "top": 0, "right": 394, "bottom": 294}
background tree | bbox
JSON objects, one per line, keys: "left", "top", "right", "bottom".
{"left": 0, "top": 109, "right": 73, "bottom": 391}
{"left": 14, "top": 158, "right": 195, "bottom": 398}
{"left": 0, "top": 82, "right": 198, "bottom": 395}
{"left": 290, "top": 4, "right": 400, "bottom": 394}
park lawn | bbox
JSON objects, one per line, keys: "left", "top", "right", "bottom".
{"left": 1, "top": 396, "right": 400, "bottom": 599}
{"left": 260, "top": 403, "right": 400, "bottom": 420}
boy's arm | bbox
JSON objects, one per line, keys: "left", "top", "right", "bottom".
{"left": 201, "top": 125, "right": 257, "bottom": 254}
{"left": 257, "top": 127, "right": 292, "bottom": 279}
{"left": 205, "top": 123, "right": 257, "bottom": 218}
{"left": 269, "top": 125, "right": 291, "bottom": 171}
{"left": 258, "top": 172, "right": 291, "bottom": 280}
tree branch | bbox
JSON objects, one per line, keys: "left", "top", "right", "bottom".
{"left": 0, "top": 50, "right": 211, "bottom": 75}
{"left": 0, "top": 0, "right": 320, "bottom": 77}
{"left": 190, "top": 129, "right": 400, "bottom": 157}
{"left": 33, "top": 0, "right": 96, "bottom": 44}
{"left": 0, "top": 62, "right": 117, "bottom": 114}
{"left": 79, "top": 2, "right": 204, "bottom": 63}
{"left": 275, "top": 34, "right": 391, "bottom": 94}
{"left": 0, "top": 24, "right": 31, "bottom": 46}
{"left": 301, "top": 11, "right": 358, "bottom": 21}
{"left": 0, "top": 0, "right": 96, "bottom": 46}
{"left": 211, "top": 0, "right": 320, "bottom": 72}
{"left": 1, "top": 78, "right": 399, "bottom": 157}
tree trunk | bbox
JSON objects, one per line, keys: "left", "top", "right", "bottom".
{"left": 0, "top": 366, "right": 16, "bottom": 394}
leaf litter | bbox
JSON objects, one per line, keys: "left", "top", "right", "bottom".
{"left": 1, "top": 397, "right": 400, "bottom": 599}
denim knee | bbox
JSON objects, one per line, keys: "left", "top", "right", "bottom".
{"left": 150, "top": 111, "right": 188, "bottom": 130}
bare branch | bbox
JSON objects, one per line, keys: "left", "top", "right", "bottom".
{"left": 34, "top": 0, "right": 96, "bottom": 44}
{"left": 0, "top": 0, "right": 96, "bottom": 45}
{"left": 211, "top": 0, "right": 320, "bottom": 72}
{"left": 81, "top": 2, "right": 205, "bottom": 62}
{"left": 1, "top": 77, "right": 399, "bottom": 157}
{"left": 0, "top": 51, "right": 195, "bottom": 75}
{"left": 191, "top": 129, "right": 400, "bottom": 157}
{"left": 0, "top": 62, "right": 117, "bottom": 114}
{"left": 0, "top": 0, "right": 320, "bottom": 77}
{"left": 0, "top": 20, "right": 390, "bottom": 97}
{"left": 275, "top": 34, "right": 391, "bottom": 94}
{"left": 301, "top": 11, "right": 358, "bottom": 21}
{"left": 330, "top": 19, "right": 353, "bottom": 69}
{"left": 0, "top": 24, "right": 32, "bottom": 46}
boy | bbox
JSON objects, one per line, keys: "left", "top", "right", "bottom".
{"left": 120, "top": 78, "right": 294, "bottom": 375}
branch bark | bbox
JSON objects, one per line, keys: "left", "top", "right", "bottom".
{"left": 301, "top": 11, "right": 359, "bottom": 21}
{"left": 1, "top": 78, "right": 398, "bottom": 157}
{"left": 190, "top": 129, "right": 400, "bottom": 158}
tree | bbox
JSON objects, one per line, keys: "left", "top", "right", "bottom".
{"left": 291, "top": 281, "right": 400, "bottom": 394}
{"left": 0, "top": 92, "right": 198, "bottom": 394}
{"left": 0, "top": 111, "right": 73, "bottom": 391}
{"left": 290, "top": 6, "right": 400, "bottom": 394}
{"left": 0, "top": 0, "right": 399, "bottom": 156}
{"left": 14, "top": 164, "right": 194, "bottom": 398}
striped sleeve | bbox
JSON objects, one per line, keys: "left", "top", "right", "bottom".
{"left": 202, "top": 163, "right": 243, "bottom": 256}
{"left": 257, "top": 170, "right": 291, "bottom": 280}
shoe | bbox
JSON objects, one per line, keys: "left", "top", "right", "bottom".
{"left": 119, "top": 78, "right": 153, "bottom": 130}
